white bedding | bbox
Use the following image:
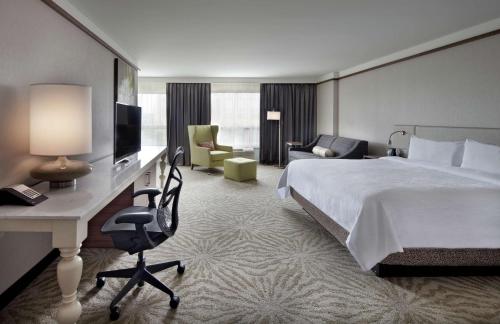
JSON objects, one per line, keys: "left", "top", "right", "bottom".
{"left": 277, "top": 157, "right": 500, "bottom": 271}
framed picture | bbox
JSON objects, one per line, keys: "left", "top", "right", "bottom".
{"left": 114, "top": 58, "right": 138, "bottom": 105}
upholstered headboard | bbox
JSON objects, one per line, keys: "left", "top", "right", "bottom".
{"left": 391, "top": 125, "right": 500, "bottom": 152}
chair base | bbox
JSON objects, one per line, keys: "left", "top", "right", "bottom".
{"left": 96, "top": 251, "right": 185, "bottom": 321}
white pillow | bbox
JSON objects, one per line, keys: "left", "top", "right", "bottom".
{"left": 461, "top": 139, "right": 500, "bottom": 175}
{"left": 407, "top": 136, "right": 464, "bottom": 167}
{"left": 312, "top": 146, "right": 334, "bottom": 157}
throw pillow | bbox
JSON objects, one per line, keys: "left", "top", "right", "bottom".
{"left": 312, "top": 146, "right": 334, "bottom": 157}
{"left": 198, "top": 140, "right": 215, "bottom": 150}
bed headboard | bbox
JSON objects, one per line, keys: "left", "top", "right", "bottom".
{"left": 391, "top": 125, "right": 500, "bottom": 152}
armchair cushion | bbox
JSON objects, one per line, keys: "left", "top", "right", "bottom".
{"left": 210, "top": 150, "right": 233, "bottom": 161}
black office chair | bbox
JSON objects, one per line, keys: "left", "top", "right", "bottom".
{"left": 96, "top": 147, "right": 185, "bottom": 321}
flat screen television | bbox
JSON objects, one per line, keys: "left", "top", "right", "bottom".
{"left": 114, "top": 102, "right": 141, "bottom": 163}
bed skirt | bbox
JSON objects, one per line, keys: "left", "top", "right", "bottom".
{"left": 289, "top": 186, "right": 500, "bottom": 276}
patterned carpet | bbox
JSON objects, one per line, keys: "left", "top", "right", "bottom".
{"left": 2, "top": 165, "right": 500, "bottom": 323}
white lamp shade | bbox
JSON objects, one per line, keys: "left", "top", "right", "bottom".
{"left": 267, "top": 111, "right": 281, "bottom": 120}
{"left": 30, "top": 84, "right": 92, "bottom": 156}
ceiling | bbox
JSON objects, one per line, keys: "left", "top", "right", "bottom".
{"left": 66, "top": 0, "right": 500, "bottom": 78}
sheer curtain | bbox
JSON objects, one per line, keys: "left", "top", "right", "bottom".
{"left": 138, "top": 93, "right": 167, "bottom": 146}
{"left": 211, "top": 83, "right": 260, "bottom": 150}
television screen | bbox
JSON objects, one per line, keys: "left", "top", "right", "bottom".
{"left": 114, "top": 103, "right": 141, "bottom": 163}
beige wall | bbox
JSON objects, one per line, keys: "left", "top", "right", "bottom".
{"left": 338, "top": 34, "right": 500, "bottom": 155}
{"left": 316, "top": 80, "right": 337, "bottom": 136}
{"left": 0, "top": 0, "right": 115, "bottom": 292}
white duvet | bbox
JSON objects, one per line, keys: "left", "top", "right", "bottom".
{"left": 277, "top": 157, "right": 500, "bottom": 271}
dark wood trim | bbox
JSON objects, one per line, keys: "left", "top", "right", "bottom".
{"left": 373, "top": 264, "right": 500, "bottom": 277}
{"left": 336, "top": 28, "right": 500, "bottom": 81}
{"left": 82, "top": 183, "right": 134, "bottom": 248}
{"left": 0, "top": 249, "right": 60, "bottom": 310}
{"left": 40, "top": 0, "right": 139, "bottom": 71}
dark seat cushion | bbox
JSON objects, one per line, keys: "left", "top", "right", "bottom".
{"left": 101, "top": 206, "right": 172, "bottom": 254}
{"left": 289, "top": 151, "right": 322, "bottom": 161}
{"left": 331, "top": 137, "right": 358, "bottom": 156}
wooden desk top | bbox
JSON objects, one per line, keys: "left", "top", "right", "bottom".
{"left": 0, "top": 146, "right": 166, "bottom": 221}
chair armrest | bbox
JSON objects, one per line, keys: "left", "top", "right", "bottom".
{"left": 191, "top": 145, "right": 211, "bottom": 165}
{"left": 133, "top": 188, "right": 162, "bottom": 208}
{"left": 215, "top": 144, "right": 233, "bottom": 152}
{"left": 115, "top": 212, "right": 154, "bottom": 225}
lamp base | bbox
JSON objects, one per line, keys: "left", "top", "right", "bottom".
{"left": 31, "top": 156, "right": 92, "bottom": 188}
{"left": 49, "top": 179, "right": 77, "bottom": 189}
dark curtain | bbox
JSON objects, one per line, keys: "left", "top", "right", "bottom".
{"left": 167, "top": 83, "right": 211, "bottom": 165}
{"left": 259, "top": 84, "right": 316, "bottom": 164}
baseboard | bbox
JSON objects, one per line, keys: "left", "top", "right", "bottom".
{"left": 0, "top": 248, "right": 59, "bottom": 310}
{"left": 372, "top": 263, "right": 500, "bottom": 277}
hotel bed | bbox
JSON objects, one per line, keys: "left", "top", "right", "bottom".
{"left": 277, "top": 126, "right": 500, "bottom": 276}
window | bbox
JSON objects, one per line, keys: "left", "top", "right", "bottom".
{"left": 138, "top": 79, "right": 167, "bottom": 146}
{"left": 211, "top": 83, "right": 260, "bottom": 150}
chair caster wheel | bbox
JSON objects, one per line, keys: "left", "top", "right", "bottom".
{"left": 170, "top": 296, "right": 180, "bottom": 308}
{"left": 137, "top": 280, "right": 144, "bottom": 287}
{"left": 96, "top": 277, "right": 105, "bottom": 288}
{"left": 177, "top": 264, "right": 185, "bottom": 274}
{"left": 110, "top": 306, "right": 120, "bottom": 321}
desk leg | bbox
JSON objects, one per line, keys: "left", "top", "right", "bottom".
{"left": 56, "top": 246, "right": 83, "bottom": 324}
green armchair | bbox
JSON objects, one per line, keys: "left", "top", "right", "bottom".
{"left": 188, "top": 125, "right": 233, "bottom": 170}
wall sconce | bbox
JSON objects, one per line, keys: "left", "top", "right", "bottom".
{"left": 387, "top": 130, "right": 407, "bottom": 156}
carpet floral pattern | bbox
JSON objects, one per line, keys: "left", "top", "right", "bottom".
{"left": 1, "top": 166, "right": 500, "bottom": 323}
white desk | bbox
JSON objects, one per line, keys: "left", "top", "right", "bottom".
{"left": 0, "top": 146, "right": 167, "bottom": 324}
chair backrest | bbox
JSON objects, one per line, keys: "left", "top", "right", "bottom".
{"left": 331, "top": 137, "right": 360, "bottom": 156}
{"left": 317, "top": 135, "right": 336, "bottom": 148}
{"left": 188, "top": 125, "right": 220, "bottom": 147}
{"left": 157, "top": 146, "right": 184, "bottom": 236}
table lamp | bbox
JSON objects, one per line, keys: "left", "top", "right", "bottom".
{"left": 30, "top": 84, "right": 93, "bottom": 188}
{"left": 267, "top": 110, "right": 282, "bottom": 168}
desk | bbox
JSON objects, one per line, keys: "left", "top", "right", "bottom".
{"left": 0, "top": 146, "right": 166, "bottom": 324}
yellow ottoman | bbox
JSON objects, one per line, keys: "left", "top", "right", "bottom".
{"left": 224, "top": 157, "right": 257, "bottom": 182}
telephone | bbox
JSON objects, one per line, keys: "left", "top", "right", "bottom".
{"left": 0, "top": 184, "right": 48, "bottom": 206}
